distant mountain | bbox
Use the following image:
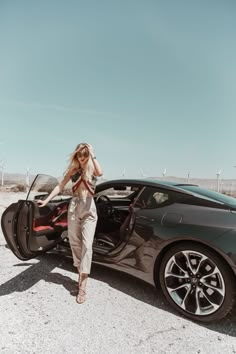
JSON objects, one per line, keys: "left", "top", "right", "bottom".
{"left": 2, "top": 172, "right": 236, "bottom": 194}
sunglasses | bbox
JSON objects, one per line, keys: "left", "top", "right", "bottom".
{"left": 77, "top": 152, "right": 89, "bottom": 158}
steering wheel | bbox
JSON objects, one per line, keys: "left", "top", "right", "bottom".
{"left": 95, "top": 195, "right": 113, "bottom": 218}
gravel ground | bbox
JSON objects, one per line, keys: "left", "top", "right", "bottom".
{"left": 1, "top": 192, "right": 236, "bottom": 354}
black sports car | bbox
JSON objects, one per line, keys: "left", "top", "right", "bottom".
{"left": 2, "top": 174, "right": 236, "bottom": 322}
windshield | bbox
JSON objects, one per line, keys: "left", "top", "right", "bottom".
{"left": 177, "top": 185, "right": 236, "bottom": 208}
{"left": 26, "top": 174, "right": 59, "bottom": 201}
{"left": 26, "top": 174, "right": 72, "bottom": 201}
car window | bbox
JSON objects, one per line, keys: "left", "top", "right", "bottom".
{"left": 134, "top": 187, "right": 187, "bottom": 209}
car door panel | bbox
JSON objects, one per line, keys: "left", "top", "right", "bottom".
{"left": 17, "top": 201, "right": 63, "bottom": 257}
{"left": 1, "top": 174, "right": 68, "bottom": 260}
{"left": 1, "top": 201, "right": 28, "bottom": 260}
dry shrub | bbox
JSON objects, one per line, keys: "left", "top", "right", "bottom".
{"left": 11, "top": 184, "right": 27, "bottom": 192}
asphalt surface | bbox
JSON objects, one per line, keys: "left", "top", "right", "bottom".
{"left": 1, "top": 192, "right": 236, "bottom": 354}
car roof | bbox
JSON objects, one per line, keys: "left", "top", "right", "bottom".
{"left": 97, "top": 178, "right": 197, "bottom": 195}
{"left": 99, "top": 178, "right": 195, "bottom": 187}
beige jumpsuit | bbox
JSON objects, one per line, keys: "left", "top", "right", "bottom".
{"left": 67, "top": 172, "right": 97, "bottom": 274}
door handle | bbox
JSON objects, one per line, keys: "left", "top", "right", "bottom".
{"left": 136, "top": 215, "right": 154, "bottom": 222}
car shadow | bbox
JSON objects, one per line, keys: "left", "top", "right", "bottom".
{"left": 0, "top": 252, "right": 236, "bottom": 337}
{"left": 89, "top": 261, "right": 236, "bottom": 337}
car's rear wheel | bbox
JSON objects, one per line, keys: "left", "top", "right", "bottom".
{"left": 159, "top": 242, "right": 236, "bottom": 322}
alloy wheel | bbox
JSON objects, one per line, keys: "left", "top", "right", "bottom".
{"left": 164, "top": 250, "right": 225, "bottom": 316}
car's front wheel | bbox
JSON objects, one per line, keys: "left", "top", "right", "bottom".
{"left": 159, "top": 242, "right": 236, "bottom": 322}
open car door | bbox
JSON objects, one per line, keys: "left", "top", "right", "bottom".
{"left": 1, "top": 174, "right": 71, "bottom": 260}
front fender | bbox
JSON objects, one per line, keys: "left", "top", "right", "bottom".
{"left": 152, "top": 234, "right": 236, "bottom": 288}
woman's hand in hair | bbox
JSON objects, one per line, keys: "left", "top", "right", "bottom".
{"left": 86, "top": 143, "right": 95, "bottom": 157}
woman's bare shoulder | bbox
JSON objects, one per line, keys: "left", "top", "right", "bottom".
{"left": 63, "top": 168, "right": 75, "bottom": 180}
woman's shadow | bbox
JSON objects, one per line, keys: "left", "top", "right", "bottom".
{"left": 0, "top": 253, "right": 78, "bottom": 296}
{"left": 0, "top": 252, "right": 236, "bottom": 337}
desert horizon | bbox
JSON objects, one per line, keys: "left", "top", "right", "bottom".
{"left": 1, "top": 171, "right": 236, "bottom": 196}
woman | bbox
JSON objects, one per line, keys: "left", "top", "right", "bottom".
{"left": 37, "top": 143, "right": 103, "bottom": 304}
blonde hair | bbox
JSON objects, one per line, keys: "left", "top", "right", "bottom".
{"left": 65, "top": 143, "right": 94, "bottom": 180}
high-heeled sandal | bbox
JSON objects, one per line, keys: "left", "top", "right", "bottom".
{"left": 76, "top": 288, "right": 86, "bottom": 304}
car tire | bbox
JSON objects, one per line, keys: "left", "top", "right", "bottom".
{"left": 159, "top": 242, "right": 236, "bottom": 322}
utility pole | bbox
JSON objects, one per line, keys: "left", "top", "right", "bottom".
{"left": 216, "top": 169, "right": 221, "bottom": 193}
{"left": 26, "top": 167, "right": 30, "bottom": 187}
{"left": 187, "top": 170, "right": 190, "bottom": 183}
{"left": 140, "top": 168, "right": 147, "bottom": 178}
{"left": 162, "top": 168, "right": 166, "bottom": 178}
{"left": 0, "top": 160, "right": 5, "bottom": 187}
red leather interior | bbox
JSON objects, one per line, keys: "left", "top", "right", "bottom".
{"left": 33, "top": 202, "right": 68, "bottom": 235}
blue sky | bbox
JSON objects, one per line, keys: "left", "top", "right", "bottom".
{"left": 0, "top": 0, "right": 236, "bottom": 180}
